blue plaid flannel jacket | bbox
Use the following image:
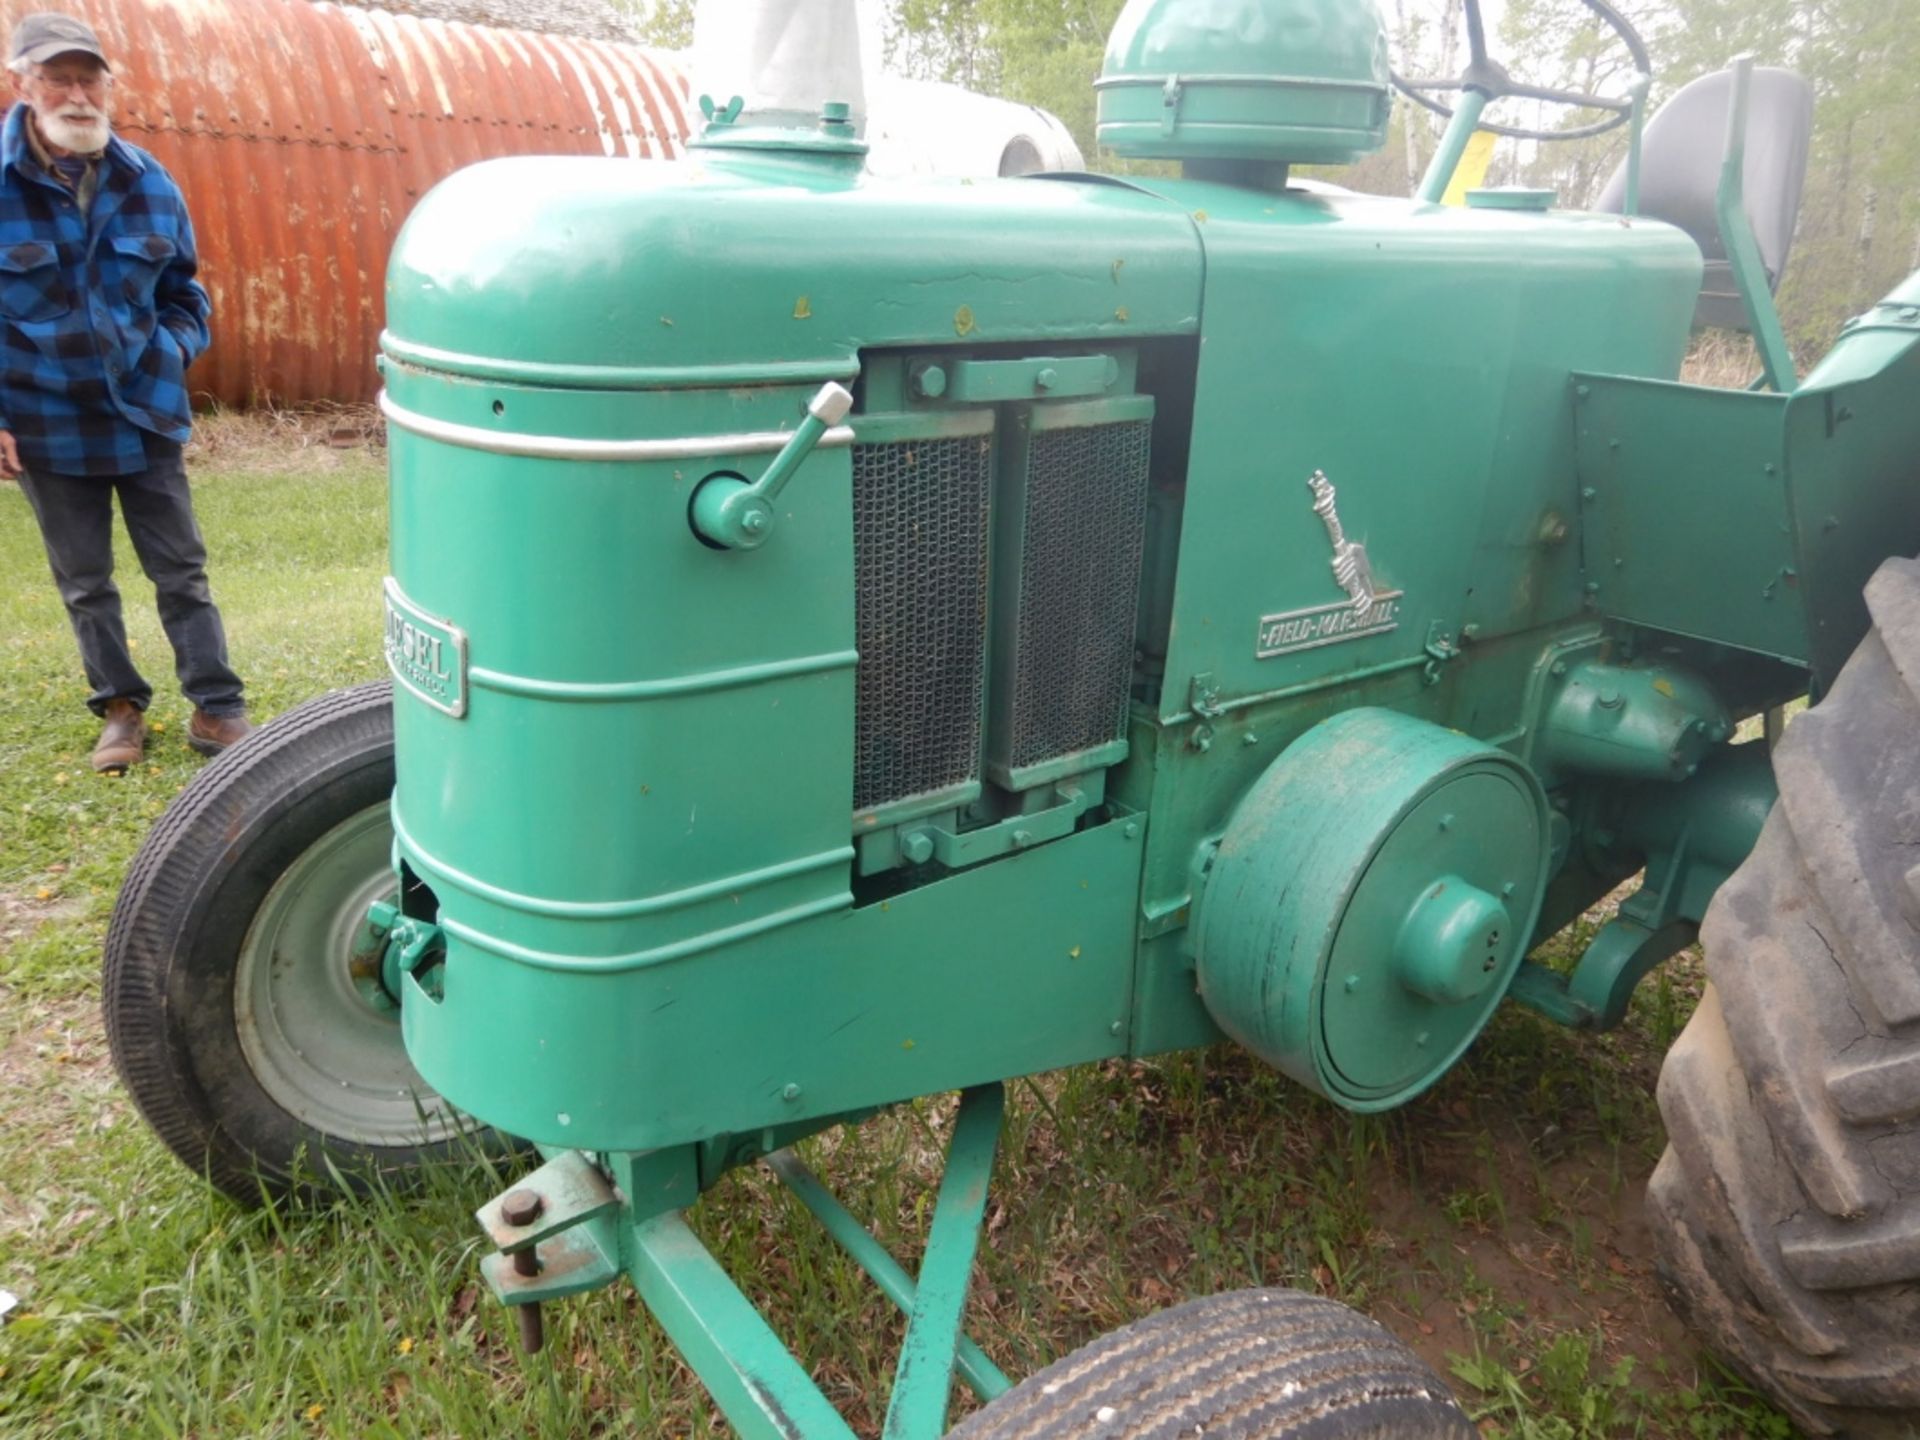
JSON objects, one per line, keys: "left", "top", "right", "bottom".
{"left": 0, "top": 104, "right": 211, "bottom": 476}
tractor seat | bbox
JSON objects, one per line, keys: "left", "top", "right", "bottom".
{"left": 1595, "top": 66, "right": 1813, "bottom": 332}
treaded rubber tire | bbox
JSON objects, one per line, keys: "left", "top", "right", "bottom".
{"left": 104, "top": 680, "right": 489, "bottom": 1206}
{"left": 947, "top": 1288, "right": 1474, "bottom": 1439}
{"left": 1650, "top": 556, "right": 1920, "bottom": 1438}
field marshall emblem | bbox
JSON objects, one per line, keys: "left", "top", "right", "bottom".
{"left": 1256, "top": 470, "right": 1404, "bottom": 659}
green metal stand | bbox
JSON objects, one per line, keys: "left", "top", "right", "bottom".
{"left": 633, "top": 1212, "right": 861, "bottom": 1440}
{"left": 486, "top": 1085, "right": 1010, "bottom": 1440}
{"left": 766, "top": 1151, "right": 1013, "bottom": 1404}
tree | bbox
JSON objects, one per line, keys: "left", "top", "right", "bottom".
{"left": 886, "top": 0, "right": 996, "bottom": 89}
{"left": 618, "top": 0, "right": 693, "bottom": 49}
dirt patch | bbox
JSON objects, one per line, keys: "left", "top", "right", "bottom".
{"left": 0, "top": 985, "right": 119, "bottom": 1243}
{"left": 187, "top": 402, "right": 385, "bottom": 476}
{"left": 1372, "top": 1138, "right": 1698, "bottom": 1387}
{"left": 0, "top": 886, "right": 88, "bottom": 954}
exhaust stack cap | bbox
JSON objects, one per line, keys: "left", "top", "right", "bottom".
{"left": 692, "top": 0, "right": 869, "bottom": 157}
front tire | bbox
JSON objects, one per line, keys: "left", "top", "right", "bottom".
{"left": 1650, "top": 557, "right": 1920, "bottom": 1436}
{"left": 104, "top": 681, "right": 487, "bottom": 1205}
{"left": 949, "top": 1288, "right": 1474, "bottom": 1439}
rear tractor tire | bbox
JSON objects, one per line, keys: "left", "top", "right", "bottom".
{"left": 949, "top": 1288, "right": 1474, "bottom": 1439}
{"left": 104, "top": 681, "right": 491, "bottom": 1205}
{"left": 1650, "top": 556, "right": 1920, "bottom": 1436}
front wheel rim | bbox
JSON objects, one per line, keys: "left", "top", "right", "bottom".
{"left": 232, "top": 802, "right": 463, "bottom": 1147}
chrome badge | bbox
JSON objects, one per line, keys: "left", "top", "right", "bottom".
{"left": 1256, "top": 471, "right": 1404, "bottom": 659}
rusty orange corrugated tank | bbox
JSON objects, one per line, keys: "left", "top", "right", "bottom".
{"left": 0, "top": 0, "right": 692, "bottom": 406}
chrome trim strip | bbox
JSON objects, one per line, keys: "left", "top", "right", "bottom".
{"left": 395, "top": 812, "right": 853, "bottom": 921}
{"left": 380, "top": 333, "right": 858, "bottom": 390}
{"left": 467, "top": 647, "right": 860, "bottom": 702}
{"left": 439, "top": 893, "right": 850, "bottom": 972}
{"left": 378, "top": 390, "right": 856, "bottom": 462}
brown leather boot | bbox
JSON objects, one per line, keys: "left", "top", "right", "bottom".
{"left": 91, "top": 698, "right": 147, "bottom": 774}
{"left": 188, "top": 708, "right": 253, "bottom": 757}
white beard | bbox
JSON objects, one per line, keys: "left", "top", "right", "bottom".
{"left": 39, "top": 108, "right": 109, "bottom": 156}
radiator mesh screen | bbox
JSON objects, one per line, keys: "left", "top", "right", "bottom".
{"left": 1003, "top": 418, "right": 1152, "bottom": 773}
{"left": 851, "top": 434, "right": 992, "bottom": 813}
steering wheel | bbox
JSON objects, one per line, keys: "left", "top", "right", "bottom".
{"left": 1391, "top": 0, "right": 1652, "bottom": 141}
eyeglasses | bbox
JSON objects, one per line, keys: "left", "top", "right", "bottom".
{"left": 30, "top": 69, "right": 112, "bottom": 98}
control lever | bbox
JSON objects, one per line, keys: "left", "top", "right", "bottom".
{"left": 691, "top": 382, "right": 854, "bottom": 550}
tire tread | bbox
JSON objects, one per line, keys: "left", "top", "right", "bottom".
{"left": 1651, "top": 556, "right": 1920, "bottom": 1436}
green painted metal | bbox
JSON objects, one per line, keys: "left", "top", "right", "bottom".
{"left": 881, "top": 1084, "right": 1005, "bottom": 1438}
{"left": 1513, "top": 741, "right": 1777, "bottom": 1029}
{"left": 1576, "top": 274, "right": 1920, "bottom": 688}
{"left": 400, "top": 810, "right": 1141, "bottom": 1152}
{"left": 1573, "top": 378, "right": 1800, "bottom": 661}
{"left": 911, "top": 780, "right": 1100, "bottom": 870}
{"left": 382, "top": 157, "right": 1200, "bottom": 387}
{"left": 1106, "top": 170, "right": 1698, "bottom": 1015}
{"left": 1623, "top": 74, "right": 1650, "bottom": 217}
{"left": 1465, "top": 188, "right": 1555, "bottom": 211}
{"left": 1537, "top": 660, "right": 1731, "bottom": 784}
{"left": 1715, "top": 56, "right": 1797, "bottom": 394}
{"left": 1783, "top": 275, "right": 1920, "bottom": 685}
{"left": 631, "top": 1212, "right": 861, "bottom": 1440}
{"left": 934, "top": 354, "right": 1121, "bottom": 404}
{"left": 363, "top": 11, "right": 1920, "bottom": 1424}
{"left": 1194, "top": 708, "right": 1550, "bottom": 1108}
{"left": 1417, "top": 87, "right": 1490, "bottom": 203}
{"left": 764, "top": 1151, "right": 1012, "bottom": 1402}
{"left": 1096, "top": 0, "right": 1391, "bottom": 166}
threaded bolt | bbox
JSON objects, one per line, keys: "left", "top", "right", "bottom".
{"left": 501, "top": 1190, "right": 544, "bottom": 1228}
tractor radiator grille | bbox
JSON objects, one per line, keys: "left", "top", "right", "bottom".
{"left": 851, "top": 433, "right": 993, "bottom": 814}
{"left": 998, "top": 418, "right": 1153, "bottom": 775}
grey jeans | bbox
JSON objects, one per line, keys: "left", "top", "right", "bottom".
{"left": 17, "top": 440, "right": 245, "bottom": 718}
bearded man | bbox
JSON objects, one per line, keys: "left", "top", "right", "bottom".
{"left": 1, "top": 12, "right": 248, "bottom": 773}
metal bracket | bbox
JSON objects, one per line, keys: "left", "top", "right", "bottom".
{"left": 478, "top": 1150, "right": 623, "bottom": 1307}
{"left": 1422, "top": 622, "right": 1461, "bottom": 685}
{"left": 916, "top": 353, "right": 1120, "bottom": 404}
{"left": 1188, "top": 672, "right": 1225, "bottom": 719}
{"left": 1510, "top": 743, "right": 1775, "bottom": 1029}
{"left": 899, "top": 783, "right": 1096, "bottom": 871}
{"left": 352, "top": 900, "right": 443, "bottom": 1008}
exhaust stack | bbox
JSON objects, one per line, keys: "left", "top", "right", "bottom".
{"left": 692, "top": 0, "right": 867, "bottom": 150}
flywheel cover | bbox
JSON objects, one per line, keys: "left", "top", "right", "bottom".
{"left": 1195, "top": 707, "right": 1550, "bottom": 1110}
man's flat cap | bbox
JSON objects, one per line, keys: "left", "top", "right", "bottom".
{"left": 10, "top": 13, "right": 109, "bottom": 69}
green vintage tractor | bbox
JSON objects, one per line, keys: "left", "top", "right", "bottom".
{"left": 102, "top": 0, "right": 1920, "bottom": 1433}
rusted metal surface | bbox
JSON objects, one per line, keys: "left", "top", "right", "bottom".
{"left": 0, "top": 0, "right": 691, "bottom": 406}
{"left": 373, "top": 0, "right": 638, "bottom": 44}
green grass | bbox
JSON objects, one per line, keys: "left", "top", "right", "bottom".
{"left": 0, "top": 422, "right": 1796, "bottom": 1438}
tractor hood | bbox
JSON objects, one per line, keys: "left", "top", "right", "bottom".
{"left": 381, "top": 155, "right": 1205, "bottom": 388}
